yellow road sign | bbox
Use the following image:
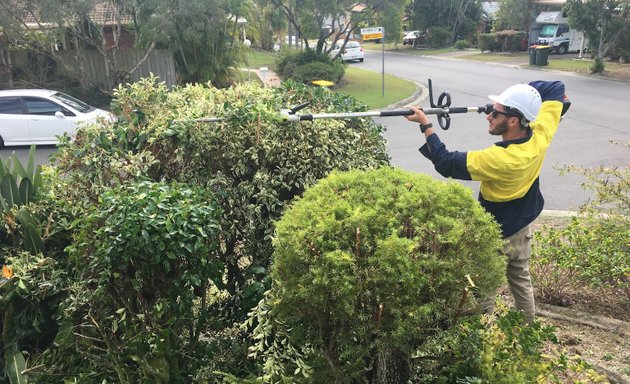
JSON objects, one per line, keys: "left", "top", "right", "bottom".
{"left": 362, "top": 33, "right": 383, "bottom": 40}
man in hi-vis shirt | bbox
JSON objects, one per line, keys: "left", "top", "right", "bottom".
{"left": 405, "top": 81, "right": 565, "bottom": 323}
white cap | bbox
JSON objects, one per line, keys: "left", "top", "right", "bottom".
{"left": 489, "top": 84, "right": 542, "bottom": 122}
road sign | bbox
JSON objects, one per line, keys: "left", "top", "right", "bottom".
{"left": 361, "top": 27, "right": 383, "bottom": 41}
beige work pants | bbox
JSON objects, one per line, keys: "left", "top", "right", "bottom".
{"left": 484, "top": 225, "right": 536, "bottom": 323}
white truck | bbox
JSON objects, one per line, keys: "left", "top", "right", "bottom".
{"left": 534, "top": 11, "right": 586, "bottom": 54}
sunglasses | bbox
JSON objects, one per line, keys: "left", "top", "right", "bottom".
{"left": 491, "top": 110, "right": 514, "bottom": 119}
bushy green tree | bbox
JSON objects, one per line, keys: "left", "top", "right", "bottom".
{"left": 406, "top": 0, "right": 483, "bottom": 43}
{"left": 565, "top": 0, "right": 630, "bottom": 73}
{"left": 493, "top": 0, "right": 533, "bottom": 32}
{"left": 250, "top": 167, "right": 505, "bottom": 383}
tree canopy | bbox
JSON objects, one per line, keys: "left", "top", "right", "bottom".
{"left": 493, "top": 0, "right": 534, "bottom": 32}
{"left": 0, "top": 0, "right": 246, "bottom": 92}
{"left": 406, "top": 0, "right": 483, "bottom": 42}
{"left": 565, "top": 0, "right": 630, "bottom": 64}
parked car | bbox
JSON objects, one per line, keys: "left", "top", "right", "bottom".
{"left": 402, "top": 30, "right": 425, "bottom": 46}
{"left": 330, "top": 41, "right": 364, "bottom": 63}
{"left": 0, "top": 89, "right": 111, "bottom": 147}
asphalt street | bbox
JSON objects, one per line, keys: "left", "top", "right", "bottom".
{"left": 359, "top": 50, "right": 630, "bottom": 211}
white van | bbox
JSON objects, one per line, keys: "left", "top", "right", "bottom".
{"left": 535, "top": 11, "right": 586, "bottom": 54}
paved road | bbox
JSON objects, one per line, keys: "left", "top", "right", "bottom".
{"left": 0, "top": 145, "right": 58, "bottom": 168}
{"left": 357, "top": 50, "right": 630, "bottom": 211}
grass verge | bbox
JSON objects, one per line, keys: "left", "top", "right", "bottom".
{"left": 335, "top": 66, "right": 417, "bottom": 109}
{"left": 362, "top": 42, "right": 458, "bottom": 56}
{"left": 460, "top": 52, "right": 526, "bottom": 62}
{"left": 245, "top": 49, "right": 277, "bottom": 70}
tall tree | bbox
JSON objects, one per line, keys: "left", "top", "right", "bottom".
{"left": 0, "top": 0, "right": 246, "bottom": 92}
{"left": 376, "top": 0, "right": 407, "bottom": 45}
{"left": 165, "top": 0, "right": 247, "bottom": 86}
{"left": 406, "top": 0, "right": 483, "bottom": 42}
{"left": 0, "top": 0, "right": 159, "bottom": 92}
{"left": 493, "top": 0, "right": 534, "bottom": 32}
{"left": 565, "top": 0, "right": 630, "bottom": 71}
{"left": 247, "top": 0, "right": 287, "bottom": 51}
{"left": 269, "top": 0, "right": 377, "bottom": 55}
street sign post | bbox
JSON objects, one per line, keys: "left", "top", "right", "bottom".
{"left": 361, "top": 27, "right": 385, "bottom": 97}
{"left": 360, "top": 27, "right": 383, "bottom": 41}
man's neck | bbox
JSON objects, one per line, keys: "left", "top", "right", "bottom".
{"left": 502, "top": 126, "right": 529, "bottom": 141}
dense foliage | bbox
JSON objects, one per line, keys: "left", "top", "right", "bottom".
{"left": 38, "top": 181, "right": 221, "bottom": 382}
{"left": 406, "top": 0, "right": 483, "bottom": 43}
{"left": 413, "top": 303, "right": 605, "bottom": 383}
{"left": 478, "top": 31, "right": 527, "bottom": 52}
{"left": 0, "top": 77, "right": 390, "bottom": 382}
{"left": 275, "top": 49, "right": 345, "bottom": 83}
{"left": 0, "top": 0, "right": 248, "bottom": 92}
{"left": 249, "top": 167, "right": 506, "bottom": 383}
{"left": 565, "top": 0, "right": 630, "bottom": 71}
{"left": 532, "top": 161, "right": 630, "bottom": 304}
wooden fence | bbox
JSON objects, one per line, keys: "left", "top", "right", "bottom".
{"left": 6, "top": 48, "right": 176, "bottom": 91}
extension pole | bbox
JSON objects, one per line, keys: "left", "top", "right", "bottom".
{"left": 280, "top": 105, "right": 492, "bottom": 122}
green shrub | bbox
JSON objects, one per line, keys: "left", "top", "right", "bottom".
{"left": 454, "top": 39, "right": 470, "bottom": 50}
{"left": 413, "top": 303, "right": 606, "bottom": 383}
{"left": 496, "top": 30, "right": 528, "bottom": 52}
{"left": 291, "top": 60, "right": 344, "bottom": 84}
{"left": 276, "top": 48, "right": 345, "bottom": 82}
{"left": 53, "top": 76, "right": 389, "bottom": 320}
{"left": 478, "top": 33, "right": 500, "bottom": 52}
{"left": 590, "top": 57, "right": 605, "bottom": 73}
{"left": 427, "top": 26, "right": 451, "bottom": 48}
{"left": 5, "top": 75, "right": 389, "bottom": 381}
{"left": 249, "top": 167, "right": 506, "bottom": 383}
{"left": 532, "top": 162, "right": 630, "bottom": 303}
{"left": 34, "top": 181, "right": 223, "bottom": 383}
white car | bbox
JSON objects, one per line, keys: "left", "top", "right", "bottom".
{"left": 330, "top": 41, "right": 364, "bottom": 63}
{"left": 0, "top": 89, "right": 111, "bottom": 147}
{"left": 402, "top": 30, "right": 425, "bottom": 45}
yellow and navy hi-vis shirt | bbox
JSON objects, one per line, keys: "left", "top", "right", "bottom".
{"left": 419, "top": 81, "right": 565, "bottom": 238}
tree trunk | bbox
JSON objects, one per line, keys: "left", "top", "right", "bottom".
{"left": 0, "top": 48, "right": 14, "bottom": 87}
{"left": 372, "top": 344, "right": 410, "bottom": 384}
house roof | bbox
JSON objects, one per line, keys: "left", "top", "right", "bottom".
{"left": 91, "top": 2, "right": 134, "bottom": 25}
{"left": 3, "top": 0, "right": 133, "bottom": 28}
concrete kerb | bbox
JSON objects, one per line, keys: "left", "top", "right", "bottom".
{"left": 385, "top": 80, "right": 428, "bottom": 109}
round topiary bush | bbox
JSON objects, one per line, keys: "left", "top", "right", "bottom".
{"left": 292, "top": 61, "right": 345, "bottom": 84}
{"left": 276, "top": 48, "right": 345, "bottom": 83}
{"left": 255, "top": 167, "right": 506, "bottom": 383}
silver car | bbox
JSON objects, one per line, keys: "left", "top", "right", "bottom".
{"left": 0, "top": 89, "right": 111, "bottom": 147}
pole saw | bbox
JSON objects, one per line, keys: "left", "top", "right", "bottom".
{"left": 279, "top": 79, "right": 493, "bottom": 130}
{"left": 173, "top": 79, "right": 571, "bottom": 130}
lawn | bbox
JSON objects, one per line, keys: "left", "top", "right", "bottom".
{"left": 241, "top": 48, "right": 418, "bottom": 109}
{"left": 459, "top": 52, "right": 527, "bottom": 62}
{"left": 335, "top": 66, "right": 417, "bottom": 109}
{"left": 245, "top": 50, "right": 278, "bottom": 70}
